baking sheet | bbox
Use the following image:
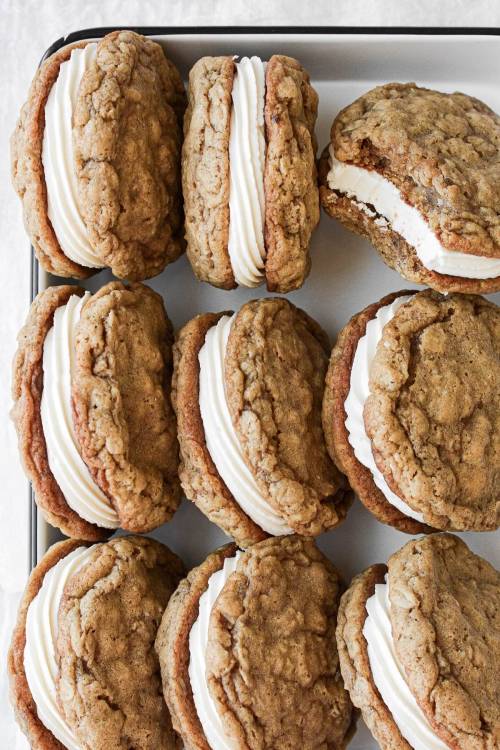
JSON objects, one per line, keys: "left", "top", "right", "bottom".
{"left": 33, "top": 29, "right": 500, "bottom": 750}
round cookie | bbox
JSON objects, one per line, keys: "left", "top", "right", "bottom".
{"left": 319, "top": 83, "right": 500, "bottom": 294}
{"left": 156, "top": 535, "right": 354, "bottom": 750}
{"left": 56, "top": 536, "right": 184, "bottom": 749}
{"left": 12, "top": 30, "right": 186, "bottom": 280}
{"left": 173, "top": 298, "right": 351, "bottom": 546}
{"left": 8, "top": 538, "right": 88, "bottom": 750}
{"left": 365, "top": 291, "right": 499, "bottom": 531}
{"left": 206, "top": 536, "right": 354, "bottom": 750}
{"left": 183, "top": 55, "right": 319, "bottom": 293}
{"left": 72, "top": 282, "right": 181, "bottom": 532}
{"left": 11, "top": 281, "right": 181, "bottom": 539}
{"left": 388, "top": 534, "right": 499, "bottom": 750}
{"left": 336, "top": 564, "right": 411, "bottom": 750}
{"left": 322, "top": 289, "right": 432, "bottom": 534}
{"left": 156, "top": 544, "right": 237, "bottom": 750}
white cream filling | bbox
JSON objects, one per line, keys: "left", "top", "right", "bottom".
{"left": 188, "top": 553, "right": 242, "bottom": 750}
{"left": 344, "top": 296, "right": 425, "bottom": 523}
{"left": 198, "top": 315, "right": 292, "bottom": 536}
{"left": 24, "top": 545, "right": 97, "bottom": 749}
{"left": 328, "top": 146, "right": 500, "bottom": 280}
{"left": 227, "top": 56, "right": 267, "bottom": 287}
{"left": 40, "top": 293, "right": 119, "bottom": 529}
{"left": 363, "top": 579, "right": 448, "bottom": 750}
{"left": 42, "top": 43, "right": 105, "bottom": 269}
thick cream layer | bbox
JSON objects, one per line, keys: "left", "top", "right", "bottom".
{"left": 227, "top": 56, "right": 267, "bottom": 287}
{"left": 24, "top": 545, "right": 97, "bottom": 749}
{"left": 344, "top": 296, "right": 425, "bottom": 523}
{"left": 42, "top": 43, "right": 105, "bottom": 269}
{"left": 198, "top": 315, "right": 292, "bottom": 536}
{"left": 41, "top": 293, "right": 119, "bottom": 529}
{"left": 188, "top": 553, "right": 242, "bottom": 750}
{"left": 363, "top": 580, "right": 448, "bottom": 750}
{"left": 328, "top": 147, "right": 500, "bottom": 280}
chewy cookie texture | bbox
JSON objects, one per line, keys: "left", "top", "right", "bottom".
{"left": 337, "top": 534, "right": 500, "bottom": 750}
{"left": 173, "top": 297, "right": 351, "bottom": 547}
{"left": 9, "top": 536, "right": 184, "bottom": 750}
{"left": 182, "top": 54, "right": 319, "bottom": 292}
{"left": 12, "top": 30, "right": 186, "bottom": 280}
{"left": 323, "top": 289, "right": 499, "bottom": 533}
{"left": 12, "top": 281, "right": 180, "bottom": 540}
{"left": 157, "top": 535, "right": 354, "bottom": 750}
{"left": 320, "top": 82, "right": 500, "bottom": 293}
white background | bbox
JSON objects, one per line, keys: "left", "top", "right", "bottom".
{"left": 1, "top": 1, "right": 500, "bottom": 747}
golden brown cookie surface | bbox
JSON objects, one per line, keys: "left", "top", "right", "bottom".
{"left": 74, "top": 31, "right": 186, "bottom": 280}
{"left": 388, "top": 534, "right": 500, "bottom": 750}
{"left": 206, "top": 536, "right": 354, "bottom": 750}
{"left": 322, "top": 289, "right": 431, "bottom": 535}
{"left": 365, "top": 291, "right": 500, "bottom": 530}
{"left": 182, "top": 55, "right": 319, "bottom": 292}
{"left": 56, "top": 536, "right": 184, "bottom": 750}
{"left": 225, "top": 297, "right": 350, "bottom": 536}
{"left": 72, "top": 282, "right": 181, "bottom": 533}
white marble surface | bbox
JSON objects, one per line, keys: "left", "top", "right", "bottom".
{"left": 1, "top": 1, "right": 500, "bottom": 747}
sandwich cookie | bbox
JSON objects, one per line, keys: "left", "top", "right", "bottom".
{"left": 336, "top": 533, "right": 499, "bottom": 750}
{"left": 8, "top": 535, "right": 184, "bottom": 750}
{"left": 11, "top": 282, "right": 180, "bottom": 540}
{"left": 156, "top": 535, "right": 354, "bottom": 750}
{"left": 12, "top": 30, "right": 186, "bottom": 280}
{"left": 323, "top": 289, "right": 499, "bottom": 532}
{"left": 319, "top": 83, "right": 500, "bottom": 294}
{"left": 173, "top": 297, "right": 351, "bottom": 547}
{"left": 183, "top": 55, "right": 319, "bottom": 292}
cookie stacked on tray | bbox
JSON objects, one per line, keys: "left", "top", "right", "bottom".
{"left": 9, "top": 536, "right": 185, "bottom": 750}
{"left": 13, "top": 30, "right": 186, "bottom": 280}
{"left": 337, "top": 534, "right": 499, "bottom": 750}
{"left": 8, "top": 26, "right": 500, "bottom": 750}
{"left": 183, "top": 54, "right": 319, "bottom": 291}
{"left": 12, "top": 281, "right": 181, "bottom": 540}
{"left": 319, "top": 82, "right": 500, "bottom": 294}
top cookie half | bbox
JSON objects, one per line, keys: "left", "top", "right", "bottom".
{"left": 319, "top": 83, "right": 500, "bottom": 293}
{"left": 12, "top": 30, "right": 186, "bottom": 281}
{"left": 182, "top": 55, "right": 319, "bottom": 293}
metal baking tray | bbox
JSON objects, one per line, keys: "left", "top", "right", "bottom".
{"left": 29, "top": 26, "right": 500, "bottom": 750}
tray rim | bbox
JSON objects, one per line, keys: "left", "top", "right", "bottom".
{"left": 30, "top": 23, "right": 500, "bottom": 571}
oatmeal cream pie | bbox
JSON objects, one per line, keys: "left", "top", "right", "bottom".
{"left": 11, "top": 282, "right": 180, "bottom": 540}
{"left": 323, "top": 289, "right": 499, "bottom": 533}
{"left": 336, "top": 533, "right": 499, "bottom": 750}
{"left": 8, "top": 535, "right": 184, "bottom": 750}
{"left": 12, "top": 30, "right": 186, "bottom": 280}
{"left": 319, "top": 83, "right": 500, "bottom": 294}
{"left": 156, "top": 535, "right": 354, "bottom": 750}
{"left": 173, "top": 297, "right": 351, "bottom": 547}
{"left": 183, "top": 55, "right": 319, "bottom": 292}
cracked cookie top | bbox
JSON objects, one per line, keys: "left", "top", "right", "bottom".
{"left": 206, "top": 535, "right": 353, "bottom": 750}
{"left": 388, "top": 534, "right": 500, "bottom": 750}
{"left": 332, "top": 83, "right": 500, "bottom": 259}
{"left": 72, "top": 281, "right": 181, "bottom": 532}
{"left": 224, "top": 298, "right": 350, "bottom": 536}
{"left": 73, "top": 31, "right": 186, "bottom": 280}
{"left": 56, "top": 536, "right": 184, "bottom": 750}
{"left": 364, "top": 290, "right": 500, "bottom": 531}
